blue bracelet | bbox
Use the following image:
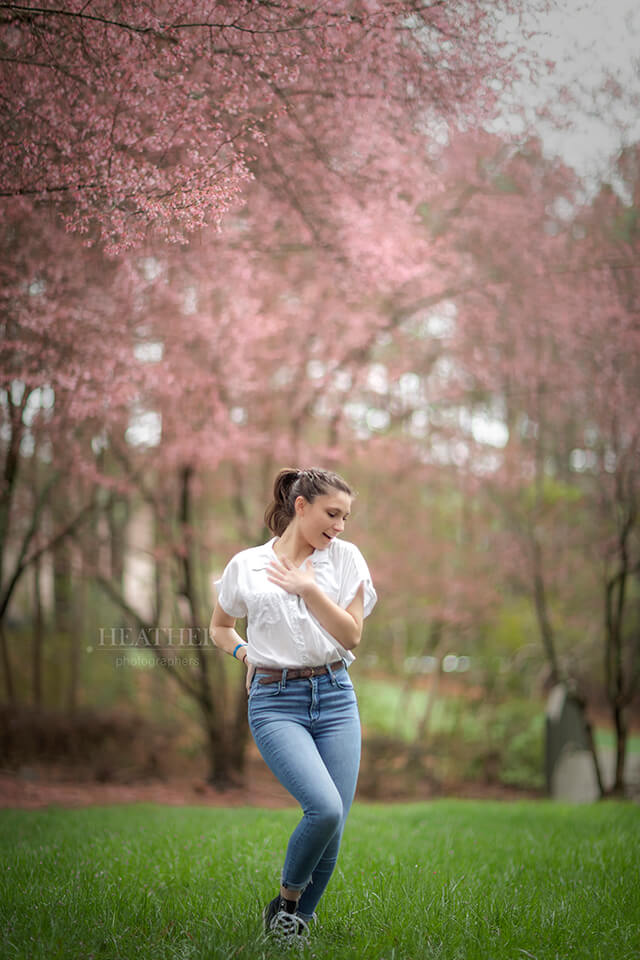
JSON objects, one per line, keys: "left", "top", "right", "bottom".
{"left": 232, "top": 642, "right": 246, "bottom": 660}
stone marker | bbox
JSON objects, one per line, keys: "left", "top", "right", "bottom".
{"left": 545, "top": 684, "right": 600, "bottom": 803}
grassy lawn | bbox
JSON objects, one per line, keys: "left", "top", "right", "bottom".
{"left": 1, "top": 800, "right": 638, "bottom": 960}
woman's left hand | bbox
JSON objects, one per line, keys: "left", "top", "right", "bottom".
{"left": 267, "top": 556, "right": 316, "bottom": 597}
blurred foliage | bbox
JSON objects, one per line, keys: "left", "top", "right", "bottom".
{"left": 0, "top": 703, "right": 182, "bottom": 782}
{"left": 521, "top": 476, "right": 585, "bottom": 512}
{"left": 355, "top": 674, "right": 544, "bottom": 788}
{"left": 3, "top": 131, "right": 639, "bottom": 789}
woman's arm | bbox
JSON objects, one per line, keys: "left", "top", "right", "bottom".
{"left": 267, "top": 557, "right": 364, "bottom": 650}
{"left": 209, "top": 604, "right": 254, "bottom": 691}
{"left": 209, "top": 603, "right": 246, "bottom": 658}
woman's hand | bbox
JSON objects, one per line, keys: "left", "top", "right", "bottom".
{"left": 245, "top": 659, "right": 255, "bottom": 695}
{"left": 266, "top": 554, "right": 362, "bottom": 650}
{"left": 267, "top": 556, "right": 316, "bottom": 597}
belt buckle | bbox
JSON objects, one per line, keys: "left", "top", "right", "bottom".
{"left": 310, "top": 666, "right": 320, "bottom": 677}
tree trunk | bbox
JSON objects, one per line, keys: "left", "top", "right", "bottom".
{"left": 581, "top": 703, "right": 605, "bottom": 798}
{"left": 178, "top": 464, "right": 250, "bottom": 784}
{"left": 530, "top": 536, "right": 560, "bottom": 687}
{"left": 53, "top": 539, "right": 75, "bottom": 711}
{"left": 529, "top": 377, "right": 561, "bottom": 688}
{"left": 612, "top": 701, "right": 628, "bottom": 795}
{"left": 530, "top": 533, "right": 606, "bottom": 793}
{"left": 108, "top": 497, "right": 129, "bottom": 586}
{"left": 415, "top": 624, "right": 445, "bottom": 743}
{"left": 230, "top": 670, "right": 251, "bottom": 772}
{"left": 0, "top": 624, "right": 15, "bottom": 704}
{"left": 0, "top": 384, "right": 26, "bottom": 706}
{"left": 202, "top": 707, "right": 238, "bottom": 789}
{"left": 402, "top": 622, "right": 445, "bottom": 779}
{"left": 395, "top": 621, "right": 438, "bottom": 738}
{"left": 0, "top": 384, "right": 28, "bottom": 603}
{"left": 603, "top": 539, "right": 632, "bottom": 796}
{"left": 32, "top": 552, "right": 44, "bottom": 707}
{"left": 68, "top": 554, "right": 89, "bottom": 714}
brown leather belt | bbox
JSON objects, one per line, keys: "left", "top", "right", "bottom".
{"left": 256, "top": 660, "right": 344, "bottom": 685}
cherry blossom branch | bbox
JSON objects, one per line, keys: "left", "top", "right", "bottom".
{"left": 0, "top": 484, "right": 98, "bottom": 623}
{"left": 0, "top": 3, "right": 339, "bottom": 37}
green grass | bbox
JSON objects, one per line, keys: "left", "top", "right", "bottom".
{"left": 1, "top": 801, "right": 639, "bottom": 959}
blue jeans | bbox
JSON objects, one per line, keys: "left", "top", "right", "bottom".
{"left": 248, "top": 664, "right": 361, "bottom": 920}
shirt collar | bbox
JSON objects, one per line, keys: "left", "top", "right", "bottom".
{"left": 251, "top": 536, "right": 333, "bottom": 569}
{"left": 248, "top": 538, "right": 277, "bottom": 570}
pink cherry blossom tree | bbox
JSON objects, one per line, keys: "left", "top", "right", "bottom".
{"left": 1, "top": 1, "right": 558, "bottom": 784}
{"left": 421, "top": 132, "right": 640, "bottom": 794}
{"left": 0, "top": 198, "right": 139, "bottom": 700}
{"left": 0, "top": 0, "right": 533, "bottom": 252}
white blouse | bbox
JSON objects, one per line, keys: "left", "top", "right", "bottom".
{"left": 215, "top": 536, "right": 377, "bottom": 669}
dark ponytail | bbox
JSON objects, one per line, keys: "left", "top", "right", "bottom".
{"left": 264, "top": 468, "right": 301, "bottom": 538}
{"left": 264, "top": 467, "right": 354, "bottom": 536}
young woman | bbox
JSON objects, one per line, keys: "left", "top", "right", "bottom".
{"left": 210, "top": 467, "right": 377, "bottom": 944}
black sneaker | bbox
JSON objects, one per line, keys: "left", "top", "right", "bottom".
{"left": 263, "top": 896, "right": 310, "bottom": 945}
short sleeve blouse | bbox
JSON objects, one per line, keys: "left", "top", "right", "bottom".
{"left": 215, "top": 537, "right": 377, "bottom": 669}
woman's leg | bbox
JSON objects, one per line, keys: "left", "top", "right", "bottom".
{"left": 296, "top": 673, "right": 360, "bottom": 920}
{"left": 248, "top": 671, "right": 360, "bottom": 919}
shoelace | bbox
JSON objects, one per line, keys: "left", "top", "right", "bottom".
{"left": 269, "top": 909, "right": 310, "bottom": 943}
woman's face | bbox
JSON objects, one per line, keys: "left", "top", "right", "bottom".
{"left": 296, "top": 488, "right": 352, "bottom": 550}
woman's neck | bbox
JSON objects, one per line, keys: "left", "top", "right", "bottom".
{"left": 274, "top": 525, "right": 313, "bottom": 567}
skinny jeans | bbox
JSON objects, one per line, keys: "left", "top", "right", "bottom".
{"left": 248, "top": 663, "right": 361, "bottom": 920}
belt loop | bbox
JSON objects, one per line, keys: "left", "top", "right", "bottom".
{"left": 326, "top": 662, "right": 337, "bottom": 685}
{"left": 281, "top": 667, "right": 288, "bottom": 690}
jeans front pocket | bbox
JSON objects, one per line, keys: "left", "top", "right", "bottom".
{"left": 248, "top": 674, "right": 282, "bottom": 699}
{"left": 334, "top": 668, "right": 354, "bottom": 691}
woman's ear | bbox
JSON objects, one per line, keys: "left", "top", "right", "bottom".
{"left": 294, "top": 495, "right": 306, "bottom": 516}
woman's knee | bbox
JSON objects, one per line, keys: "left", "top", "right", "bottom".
{"left": 309, "top": 793, "right": 343, "bottom": 834}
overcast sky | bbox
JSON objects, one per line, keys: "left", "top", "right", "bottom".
{"left": 491, "top": 0, "right": 640, "bottom": 193}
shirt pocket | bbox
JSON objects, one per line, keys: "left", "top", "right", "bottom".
{"left": 248, "top": 590, "right": 283, "bottom": 626}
